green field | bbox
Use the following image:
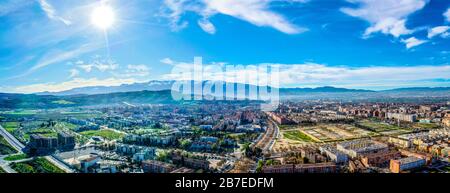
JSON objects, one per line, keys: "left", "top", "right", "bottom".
{"left": 1, "top": 122, "right": 19, "bottom": 133}
{"left": 80, "top": 129, "right": 125, "bottom": 140}
{"left": 10, "top": 157, "right": 65, "bottom": 173}
{"left": 4, "top": 154, "right": 29, "bottom": 161}
{"left": 358, "top": 120, "right": 404, "bottom": 132}
{"left": 55, "top": 122, "right": 78, "bottom": 130}
{"left": 279, "top": 125, "right": 296, "bottom": 130}
{"left": 0, "top": 110, "right": 37, "bottom": 115}
{"left": 0, "top": 136, "right": 17, "bottom": 155}
{"left": 51, "top": 100, "right": 75, "bottom": 105}
{"left": 442, "top": 166, "right": 450, "bottom": 172}
{"left": 414, "top": 123, "right": 440, "bottom": 130}
{"left": 26, "top": 128, "right": 58, "bottom": 138}
{"left": 283, "top": 130, "right": 314, "bottom": 142}
{"left": 0, "top": 167, "right": 5, "bottom": 173}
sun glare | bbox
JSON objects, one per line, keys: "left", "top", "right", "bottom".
{"left": 91, "top": 5, "right": 115, "bottom": 30}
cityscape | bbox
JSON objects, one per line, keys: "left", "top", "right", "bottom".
{"left": 1, "top": 86, "right": 450, "bottom": 174}
{"left": 0, "top": 0, "right": 450, "bottom": 175}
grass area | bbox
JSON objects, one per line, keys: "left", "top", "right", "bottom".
{"left": 358, "top": 120, "right": 403, "bottom": 132}
{"left": 55, "top": 122, "right": 78, "bottom": 130}
{"left": 442, "top": 166, "right": 450, "bottom": 172}
{"left": 0, "top": 136, "right": 17, "bottom": 155}
{"left": 1, "top": 122, "right": 19, "bottom": 133}
{"left": 279, "top": 125, "right": 296, "bottom": 130}
{"left": 10, "top": 157, "right": 65, "bottom": 173}
{"left": 1, "top": 110, "right": 37, "bottom": 115}
{"left": 283, "top": 130, "right": 314, "bottom": 142}
{"left": 79, "top": 129, "right": 125, "bottom": 140}
{"left": 27, "top": 128, "right": 58, "bottom": 138}
{"left": 4, "top": 154, "right": 29, "bottom": 161}
{"left": 52, "top": 100, "right": 75, "bottom": 105}
{"left": 414, "top": 123, "right": 440, "bottom": 130}
{"left": 0, "top": 167, "right": 5, "bottom": 173}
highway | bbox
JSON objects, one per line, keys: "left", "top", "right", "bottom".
{"left": 0, "top": 155, "right": 17, "bottom": 173}
{"left": 0, "top": 125, "right": 75, "bottom": 173}
{"left": 44, "top": 155, "right": 76, "bottom": 173}
{"left": 254, "top": 118, "right": 279, "bottom": 153}
{"left": 0, "top": 125, "right": 25, "bottom": 152}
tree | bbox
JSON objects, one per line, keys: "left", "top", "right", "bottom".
{"left": 256, "top": 160, "right": 264, "bottom": 173}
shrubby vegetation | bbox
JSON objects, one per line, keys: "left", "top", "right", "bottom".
{"left": 0, "top": 136, "right": 17, "bottom": 155}
{"left": 10, "top": 157, "right": 65, "bottom": 173}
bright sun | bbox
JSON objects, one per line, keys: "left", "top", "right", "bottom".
{"left": 91, "top": 5, "right": 115, "bottom": 30}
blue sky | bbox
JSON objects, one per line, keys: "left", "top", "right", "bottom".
{"left": 0, "top": 0, "right": 450, "bottom": 93}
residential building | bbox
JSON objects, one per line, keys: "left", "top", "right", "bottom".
{"left": 142, "top": 160, "right": 175, "bottom": 173}
{"left": 389, "top": 157, "right": 426, "bottom": 173}
{"left": 336, "top": 139, "right": 388, "bottom": 158}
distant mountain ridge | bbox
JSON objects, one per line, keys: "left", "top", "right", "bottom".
{"left": 280, "top": 86, "right": 374, "bottom": 93}
{"left": 383, "top": 87, "right": 450, "bottom": 92}
{"left": 36, "top": 80, "right": 175, "bottom": 96}
{"left": 34, "top": 80, "right": 450, "bottom": 96}
{"left": 36, "top": 80, "right": 377, "bottom": 96}
{"left": 2, "top": 83, "right": 450, "bottom": 110}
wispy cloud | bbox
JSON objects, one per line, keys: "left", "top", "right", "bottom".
{"left": 37, "top": 0, "right": 72, "bottom": 25}
{"left": 31, "top": 44, "right": 102, "bottom": 72}
{"left": 68, "top": 69, "right": 80, "bottom": 78}
{"left": 401, "top": 37, "right": 427, "bottom": 49}
{"left": 428, "top": 26, "right": 450, "bottom": 39}
{"left": 341, "top": 0, "right": 428, "bottom": 38}
{"left": 160, "top": 58, "right": 175, "bottom": 65}
{"left": 124, "top": 64, "right": 151, "bottom": 77}
{"left": 197, "top": 18, "right": 216, "bottom": 34}
{"left": 76, "top": 59, "right": 119, "bottom": 73}
{"left": 445, "top": 8, "right": 450, "bottom": 22}
{"left": 10, "top": 43, "right": 104, "bottom": 79}
{"left": 162, "top": 0, "right": 307, "bottom": 34}
{"left": 161, "top": 58, "right": 450, "bottom": 90}
{"left": 0, "top": 0, "right": 33, "bottom": 16}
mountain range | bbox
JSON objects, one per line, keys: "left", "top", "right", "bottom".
{"left": 1, "top": 81, "right": 450, "bottom": 110}
{"left": 35, "top": 80, "right": 450, "bottom": 96}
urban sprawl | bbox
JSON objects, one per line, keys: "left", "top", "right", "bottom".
{"left": 1, "top": 100, "right": 450, "bottom": 174}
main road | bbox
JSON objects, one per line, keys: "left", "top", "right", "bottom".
{"left": 0, "top": 125, "right": 25, "bottom": 151}
{"left": 0, "top": 125, "right": 75, "bottom": 173}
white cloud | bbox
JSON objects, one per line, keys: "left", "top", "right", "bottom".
{"left": 123, "top": 64, "right": 151, "bottom": 77}
{"left": 401, "top": 37, "right": 427, "bottom": 49}
{"left": 161, "top": 59, "right": 450, "bottom": 89}
{"left": 69, "top": 69, "right": 79, "bottom": 78}
{"left": 160, "top": 58, "right": 175, "bottom": 65}
{"left": 162, "top": 0, "right": 307, "bottom": 34}
{"left": 13, "top": 78, "right": 144, "bottom": 94}
{"left": 9, "top": 43, "right": 104, "bottom": 79}
{"left": 445, "top": 8, "right": 450, "bottom": 22}
{"left": 341, "top": 0, "right": 428, "bottom": 38}
{"left": 37, "top": 0, "right": 72, "bottom": 25}
{"left": 77, "top": 59, "right": 118, "bottom": 73}
{"left": 428, "top": 26, "right": 450, "bottom": 38}
{"left": 198, "top": 18, "right": 216, "bottom": 34}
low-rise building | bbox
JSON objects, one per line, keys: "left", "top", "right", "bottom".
{"left": 262, "top": 162, "right": 336, "bottom": 173}
{"left": 319, "top": 145, "right": 348, "bottom": 163}
{"left": 337, "top": 139, "right": 388, "bottom": 158}
{"left": 142, "top": 160, "right": 175, "bottom": 173}
{"left": 360, "top": 151, "right": 401, "bottom": 167}
{"left": 79, "top": 154, "right": 101, "bottom": 173}
{"left": 386, "top": 113, "right": 417, "bottom": 122}
{"left": 389, "top": 156, "right": 426, "bottom": 173}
